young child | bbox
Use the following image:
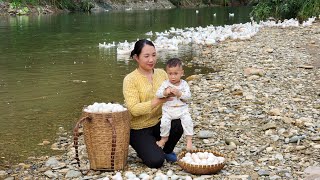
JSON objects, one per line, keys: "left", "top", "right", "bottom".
{"left": 156, "top": 58, "right": 194, "bottom": 151}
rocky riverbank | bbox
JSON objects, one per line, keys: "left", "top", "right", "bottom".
{"left": 0, "top": 21, "right": 319, "bottom": 179}
{"left": 92, "top": 0, "right": 175, "bottom": 12}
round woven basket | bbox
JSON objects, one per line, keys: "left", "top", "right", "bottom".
{"left": 177, "top": 149, "right": 226, "bottom": 175}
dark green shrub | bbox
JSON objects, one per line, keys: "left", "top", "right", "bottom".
{"left": 250, "top": 0, "right": 320, "bottom": 22}
{"left": 202, "top": 0, "right": 211, "bottom": 5}
{"left": 79, "top": 0, "right": 94, "bottom": 12}
{"left": 169, "top": 0, "right": 182, "bottom": 6}
{"left": 298, "top": 0, "right": 320, "bottom": 20}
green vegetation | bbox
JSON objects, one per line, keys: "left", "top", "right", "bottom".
{"left": 250, "top": 0, "right": 320, "bottom": 22}
{"left": 57, "top": 0, "right": 94, "bottom": 12}
{"left": 172, "top": 0, "right": 249, "bottom": 7}
{"left": 3, "top": 0, "right": 320, "bottom": 20}
{"left": 8, "top": 0, "right": 30, "bottom": 15}
{"left": 5, "top": 0, "right": 94, "bottom": 13}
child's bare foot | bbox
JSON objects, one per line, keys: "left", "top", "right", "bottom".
{"left": 156, "top": 140, "right": 165, "bottom": 148}
{"left": 186, "top": 142, "right": 193, "bottom": 151}
{"left": 186, "top": 135, "right": 193, "bottom": 151}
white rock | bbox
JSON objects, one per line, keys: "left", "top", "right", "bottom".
{"left": 45, "top": 157, "right": 60, "bottom": 167}
{"left": 65, "top": 170, "right": 82, "bottom": 178}
{"left": 171, "top": 174, "right": 179, "bottom": 180}
{"left": 166, "top": 170, "right": 173, "bottom": 177}
{"left": 139, "top": 173, "right": 150, "bottom": 180}
{"left": 44, "top": 170, "right": 58, "bottom": 178}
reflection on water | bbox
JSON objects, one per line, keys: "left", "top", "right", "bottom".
{"left": 0, "top": 6, "right": 251, "bottom": 167}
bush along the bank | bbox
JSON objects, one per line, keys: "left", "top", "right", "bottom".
{"left": 169, "top": 0, "right": 250, "bottom": 7}
{"left": 250, "top": 0, "right": 320, "bottom": 22}
{"left": 57, "top": 0, "right": 94, "bottom": 12}
{"left": 7, "top": 1, "right": 30, "bottom": 15}
{"left": 4, "top": 0, "right": 94, "bottom": 14}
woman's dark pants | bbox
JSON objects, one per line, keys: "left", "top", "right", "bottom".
{"left": 129, "top": 119, "right": 183, "bottom": 168}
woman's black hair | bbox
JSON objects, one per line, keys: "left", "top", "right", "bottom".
{"left": 130, "top": 39, "right": 155, "bottom": 58}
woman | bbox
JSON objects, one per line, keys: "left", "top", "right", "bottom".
{"left": 123, "top": 39, "right": 183, "bottom": 168}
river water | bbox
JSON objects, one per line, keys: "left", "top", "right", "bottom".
{"left": 0, "top": 6, "right": 251, "bottom": 167}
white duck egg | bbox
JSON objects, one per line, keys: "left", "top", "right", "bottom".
{"left": 208, "top": 153, "right": 216, "bottom": 159}
{"left": 191, "top": 153, "right": 198, "bottom": 159}
{"left": 185, "top": 152, "right": 192, "bottom": 157}
{"left": 200, "top": 159, "right": 208, "bottom": 165}
{"left": 203, "top": 151, "right": 209, "bottom": 157}
{"left": 194, "top": 158, "right": 201, "bottom": 164}
{"left": 166, "top": 170, "right": 173, "bottom": 176}
{"left": 105, "top": 106, "right": 113, "bottom": 113}
{"left": 209, "top": 158, "right": 219, "bottom": 165}
{"left": 112, "top": 105, "right": 122, "bottom": 112}
{"left": 183, "top": 158, "right": 192, "bottom": 164}
{"left": 99, "top": 107, "right": 105, "bottom": 113}
{"left": 207, "top": 157, "right": 215, "bottom": 163}
{"left": 217, "top": 156, "right": 225, "bottom": 163}
{"left": 182, "top": 156, "right": 192, "bottom": 162}
{"left": 197, "top": 152, "right": 205, "bottom": 159}
{"left": 182, "top": 156, "right": 187, "bottom": 161}
{"left": 92, "top": 107, "right": 99, "bottom": 113}
{"left": 192, "top": 155, "right": 200, "bottom": 161}
{"left": 102, "top": 108, "right": 110, "bottom": 113}
{"left": 83, "top": 108, "right": 91, "bottom": 113}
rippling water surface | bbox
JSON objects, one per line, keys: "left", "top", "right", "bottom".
{"left": 0, "top": 6, "right": 252, "bottom": 167}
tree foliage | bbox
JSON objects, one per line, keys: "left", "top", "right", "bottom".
{"left": 6, "top": 0, "right": 94, "bottom": 12}
{"left": 250, "top": 0, "right": 320, "bottom": 21}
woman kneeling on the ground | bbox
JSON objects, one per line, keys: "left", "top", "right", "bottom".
{"left": 123, "top": 39, "right": 183, "bottom": 168}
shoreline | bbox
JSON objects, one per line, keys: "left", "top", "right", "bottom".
{"left": 0, "top": 0, "right": 229, "bottom": 16}
{"left": 0, "top": 21, "right": 319, "bottom": 179}
{"left": 0, "top": 0, "right": 175, "bottom": 16}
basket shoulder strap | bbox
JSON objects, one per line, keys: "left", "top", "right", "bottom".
{"left": 73, "top": 116, "right": 91, "bottom": 168}
{"left": 107, "top": 116, "right": 117, "bottom": 170}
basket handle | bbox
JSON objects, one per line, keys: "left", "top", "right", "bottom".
{"left": 73, "top": 116, "right": 91, "bottom": 168}
{"left": 73, "top": 114, "right": 117, "bottom": 170}
{"left": 107, "top": 116, "right": 117, "bottom": 170}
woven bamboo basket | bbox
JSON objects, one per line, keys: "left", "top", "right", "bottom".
{"left": 73, "top": 110, "right": 131, "bottom": 171}
{"left": 177, "top": 149, "right": 226, "bottom": 175}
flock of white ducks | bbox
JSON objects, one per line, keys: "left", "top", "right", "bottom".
{"left": 98, "top": 17, "right": 317, "bottom": 58}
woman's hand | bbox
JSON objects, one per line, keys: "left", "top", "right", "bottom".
{"left": 151, "top": 97, "right": 173, "bottom": 108}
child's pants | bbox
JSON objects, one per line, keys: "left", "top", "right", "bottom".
{"left": 160, "top": 105, "right": 193, "bottom": 137}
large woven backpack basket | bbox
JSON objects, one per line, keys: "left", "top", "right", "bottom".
{"left": 73, "top": 110, "right": 131, "bottom": 171}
